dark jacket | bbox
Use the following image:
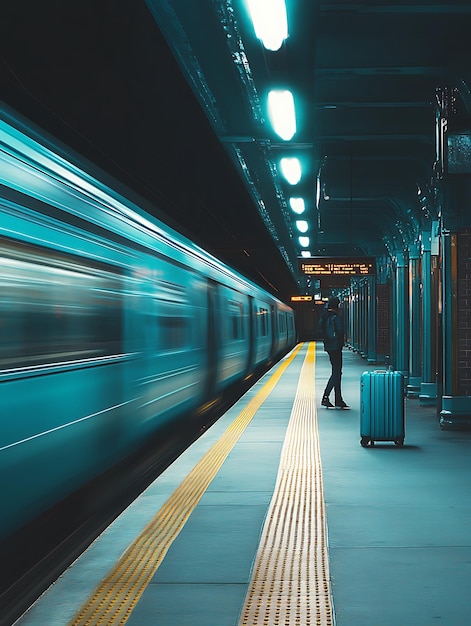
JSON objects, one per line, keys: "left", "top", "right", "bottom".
{"left": 318, "top": 309, "right": 344, "bottom": 352}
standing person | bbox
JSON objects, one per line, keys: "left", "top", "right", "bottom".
{"left": 318, "top": 296, "right": 350, "bottom": 409}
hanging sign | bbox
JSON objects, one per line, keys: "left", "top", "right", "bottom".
{"left": 298, "top": 257, "right": 376, "bottom": 276}
{"left": 290, "top": 295, "right": 313, "bottom": 302}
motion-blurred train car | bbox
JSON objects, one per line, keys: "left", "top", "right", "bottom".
{"left": 0, "top": 107, "right": 296, "bottom": 543}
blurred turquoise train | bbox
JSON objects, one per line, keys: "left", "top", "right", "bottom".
{"left": 0, "top": 107, "right": 296, "bottom": 543}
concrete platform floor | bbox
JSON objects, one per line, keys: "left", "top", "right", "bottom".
{"left": 316, "top": 346, "right": 471, "bottom": 626}
{"left": 16, "top": 344, "right": 471, "bottom": 626}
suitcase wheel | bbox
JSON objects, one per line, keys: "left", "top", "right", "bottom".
{"left": 360, "top": 436, "right": 373, "bottom": 447}
{"left": 394, "top": 437, "right": 405, "bottom": 447}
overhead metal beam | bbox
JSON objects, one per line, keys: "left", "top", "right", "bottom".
{"left": 320, "top": 4, "right": 471, "bottom": 15}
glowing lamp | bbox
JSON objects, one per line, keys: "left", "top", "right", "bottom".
{"left": 289, "top": 197, "right": 305, "bottom": 214}
{"left": 268, "top": 90, "right": 296, "bottom": 140}
{"left": 246, "top": 0, "right": 288, "bottom": 51}
{"left": 280, "top": 158, "right": 301, "bottom": 185}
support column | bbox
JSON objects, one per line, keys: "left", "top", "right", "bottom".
{"left": 407, "top": 243, "right": 421, "bottom": 396}
{"left": 433, "top": 97, "right": 471, "bottom": 425}
{"left": 375, "top": 255, "right": 391, "bottom": 366}
{"left": 419, "top": 228, "right": 438, "bottom": 405}
{"left": 442, "top": 231, "right": 456, "bottom": 397}
{"left": 394, "top": 251, "right": 408, "bottom": 375}
{"left": 350, "top": 279, "right": 360, "bottom": 353}
{"left": 366, "top": 276, "right": 377, "bottom": 363}
{"left": 440, "top": 227, "right": 471, "bottom": 427}
{"left": 360, "top": 279, "right": 367, "bottom": 358}
{"left": 439, "top": 230, "right": 461, "bottom": 425}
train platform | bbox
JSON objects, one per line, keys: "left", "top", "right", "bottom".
{"left": 15, "top": 342, "right": 471, "bottom": 626}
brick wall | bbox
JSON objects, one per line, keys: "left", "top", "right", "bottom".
{"left": 376, "top": 283, "right": 391, "bottom": 357}
{"left": 457, "top": 229, "right": 471, "bottom": 395}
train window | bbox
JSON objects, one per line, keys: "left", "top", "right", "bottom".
{"left": 155, "top": 279, "right": 189, "bottom": 351}
{"left": 158, "top": 315, "right": 187, "bottom": 350}
{"left": 228, "top": 299, "right": 244, "bottom": 340}
{"left": 0, "top": 240, "right": 122, "bottom": 370}
{"left": 156, "top": 279, "right": 186, "bottom": 303}
{"left": 258, "top": 307, "right": 268, "bottom": 336}
{"left": 278, "top": 313, "right": 286, "bottom": 334}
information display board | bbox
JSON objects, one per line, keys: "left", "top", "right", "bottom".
{"left": 290, "top": 295, "right": 313, "bottom": 302}
{"left": 298, "top": 256, "right": 376, "bottom": 277}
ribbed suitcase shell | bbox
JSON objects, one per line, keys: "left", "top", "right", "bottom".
{"left": 360, "top": 370, "right": 405, "bottom": 446}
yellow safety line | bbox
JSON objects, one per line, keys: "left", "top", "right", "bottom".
{"left": 68, "top": 343, "right": 304, "bottom": 626}
{"left": 238, "top": 342, "right": 334, "bottom": 626}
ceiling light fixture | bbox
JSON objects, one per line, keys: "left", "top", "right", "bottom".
{"left": 289, "top": 197, "right": 305, "bottom": 214}
{"left": 299, "top": 236, "right": 310, "bottom": 247}
{"left": 301, "top": 250, "right": 311, "bottom": 258}
{"left": 246, "top": 0, "right": 288, "bottom": 51}
{"left": 296, "top": 220, "right": 309, "bottom": 233}
{"left": 280, "top": 157, "right": 301, "bottom": 184}
{"left": 268, "top": 90, "right": 296, "bottom": 140}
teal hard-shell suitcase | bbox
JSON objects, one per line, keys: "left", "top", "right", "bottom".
{"left": 360, "top": 370, "right": 405, "bottom": 447}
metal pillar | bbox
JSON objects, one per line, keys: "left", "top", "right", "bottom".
{"left": 407, "top": 243, "right": 421, "bottom": 396}
{"left": 360, "top": 279, "right": 367, "bottom": 357}
{"left": 350, "top": 279, "right": 360, "bottom": 353}
{"left": 394, "top": 252, "right": 408, "bottom": 376}
{"left": 440, "top": 230, "right": 456, "bottom": 398}
{"left": 438, "top": 229, "right": 471, "bottom": 427}
{"left": 419, "top": 228, "right": 438, "bottom": 405}
{"left": 366, "top": 275, "right": 376, "bottom": 363}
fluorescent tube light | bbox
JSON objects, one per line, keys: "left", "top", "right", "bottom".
{"left": 296, "top": 220, "right": 309, "bottom": 233}
{"left": 289, "top": 197, "right": 305, "bottom": 214}
{"left": 268, "top": 90, "right": 296, "bottom": 140}
{"left": 246, "top": 0, "right": 288, "bottom": 51}
{"left": 280, "top": 158, "right": 301, "bottom": 184}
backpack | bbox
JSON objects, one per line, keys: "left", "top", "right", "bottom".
{"left": 325, "top": 315, "right": 337, "bottom": 340}
{"left": 322, "top": 313, "right": 341, "bottom": 351}
{"left": 314, "top": 313, "right": 339, "bottom": 343}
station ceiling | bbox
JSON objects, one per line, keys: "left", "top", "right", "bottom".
{"left": 2, "top": 1, "right": 471, "bottom": 301}
{"left": 148, "top": 1, "right": 471, "bottom": 283}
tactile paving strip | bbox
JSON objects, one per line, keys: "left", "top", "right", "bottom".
{"left": 238, "top": 342, "right": 334, "bottom": 626}
{"left": 68, "top": 344, "right": 303, "bottom": 626}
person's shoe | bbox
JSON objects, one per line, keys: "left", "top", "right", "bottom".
{"left": 321, "top": 396, "right": 334, "bottom": 408}
{"left": 335, "top": 401, "right": 350, "bottom": 409}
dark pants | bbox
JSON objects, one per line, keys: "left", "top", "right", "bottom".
{"left": 323, "top": 349, "right": 343, "bottom": 403}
